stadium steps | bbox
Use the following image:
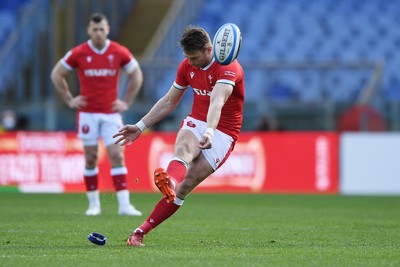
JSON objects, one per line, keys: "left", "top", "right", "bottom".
{"left": 116, "top": 0, "right": 174, "bottom": 59}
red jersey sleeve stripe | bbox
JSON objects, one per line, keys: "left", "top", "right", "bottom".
{"left": 173, "top": 82, "right": 189, "bottom": 90}
{"left": 123, "top": 58, "right": 138, "bottom": 73}
{"left": 216, "top": 79, "right": 235, "bottom": 86}
{"left": 60, "top": 59, "right": 73, "bottom": 71}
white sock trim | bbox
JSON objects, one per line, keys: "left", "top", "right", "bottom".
{"left": 171, "top": 157, "right": 188, "bottom": 168}
{"left": 173, "top": 197, "right": 184, "bottom": 206}
{"left": 134, "top": 228, "right": 144, "bottom": 234}
{"left": 111, "top": 166, "right": 128, "bottom": 176}
{"left": 84, "top": 167, "right": 99, "bottom": 176}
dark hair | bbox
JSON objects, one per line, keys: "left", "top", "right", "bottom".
{"left": 179, "top": 25, "right": 211, "bottom": 53}
{"left": 89, "top": 12, "right": 108, "bottom": 24}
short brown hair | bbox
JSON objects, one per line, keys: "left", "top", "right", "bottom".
{"left": 89, "top": 12, "right": 108, "bottom": 24}
{"left": 179, "top": 25, "right": 211, "bottom": 53}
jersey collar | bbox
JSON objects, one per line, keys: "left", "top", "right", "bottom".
{"left": 200, "top": 57, "right": 215, "bottom": 71}
{"left": 88, "top": 39, "right": 110, "bottom": 54}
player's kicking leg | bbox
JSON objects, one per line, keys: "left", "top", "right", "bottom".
{"left": 154, "top": 167, "right": 176, "bottom": 203}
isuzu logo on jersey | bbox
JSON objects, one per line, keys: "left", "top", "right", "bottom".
{"left": 84, "top": 69, "right": 116, "bottom": 77}
{"left": 193, "top": 88, "right": 211, "bottom": 96}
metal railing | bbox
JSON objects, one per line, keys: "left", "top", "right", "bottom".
{"left": 136, "top": 60, "right": 384, "bottom": 131}
{"left": 0, "top": 0, "right": 391, "bottom": 132}
{"left": 0, "top": 0, "right": 136, "bottom": 130}
{"left": 141, "top": 0, "right": 203, "bottom": 62}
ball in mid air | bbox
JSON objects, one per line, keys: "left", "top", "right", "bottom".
{"left": 212, "top": 23, "right": 242, "bottom": 65}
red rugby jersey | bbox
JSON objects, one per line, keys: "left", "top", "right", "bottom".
{"left": 173, "top": 58, "right": 245, "bottom": 140}
{"left": 61, "top": 39, "right": 137, "bottom": 113}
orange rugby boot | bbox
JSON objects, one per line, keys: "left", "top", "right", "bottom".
{"left": 154, "top": 167, "right": 176, "bottom": 203}
{"left": 126, "top": 229, "right": 145, "bottom": 247}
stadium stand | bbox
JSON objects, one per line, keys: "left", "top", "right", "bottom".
{"left": 182, "top": 0, "right": 397, "bottom": 130}
{"left": 192, "top": 0, "right": 397, "bottom": 103}
{"left": 0, "top": 0, "right": 32, "bottom": 91}
{"left": 0, "top": 0, "right": 398, "bottom": 131}
{"left": 0, "top": 0, "right": 136, "bottom": 130}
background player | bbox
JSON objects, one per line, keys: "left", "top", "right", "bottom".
{"left": 114, "top": 25, "right": 245, "bottom": 245}
{"left": 51, "top": 13, "right": 143, "bottom": 216}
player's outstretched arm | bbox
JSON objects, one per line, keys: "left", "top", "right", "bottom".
{"left": 114, "top": 85, "right": 185, "bottom": 146}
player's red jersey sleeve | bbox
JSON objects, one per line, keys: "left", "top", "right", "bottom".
{"left": 174, "top": 60, "right": 190, "bottom": 89}
{"left": 216, "top": 64, "right": 241, "bottom": 87}
{"left": 214, "top": 61, "right": 245, "bottom": 140}
{"left": 62, "top": 48, "right": 79, "bottom": 70}
{"left": 118, "top": 44, "right": 134, "bottom": 68}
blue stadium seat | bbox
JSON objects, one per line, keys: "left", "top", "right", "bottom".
{"left": 0, "top": 0, "right": 31, "bottom": 46}
{"left": 155, "top": 0, "right": 400, "bottom": 105}
{"left": 0, "top": 11, "right": 15, "bottom": 45}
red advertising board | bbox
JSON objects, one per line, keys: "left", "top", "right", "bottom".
{"left": 0, "top": 131, "right": 338, "bottom": 194}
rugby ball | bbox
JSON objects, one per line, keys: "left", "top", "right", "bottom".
{"left": 212, "top": 23, "right": 242, "bottom": 65}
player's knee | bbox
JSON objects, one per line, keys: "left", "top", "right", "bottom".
{"left": 85, "top": 153, "right": 98, "bottom": 166}
{"left": 109, "top": 151, "right": 124, "bottom": 165}
{"left": 175, "top": 143, "right": 192, "bottom": 158}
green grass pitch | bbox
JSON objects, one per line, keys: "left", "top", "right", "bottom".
{"left": 0, "top": 193, "right": 399, "bottom": 266}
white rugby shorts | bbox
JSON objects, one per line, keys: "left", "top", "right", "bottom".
{"left": 77, "top": 112, "right": 123, "bottom": 146}
{"left": 181, "top": 116, "right": 234, "bottom": 170}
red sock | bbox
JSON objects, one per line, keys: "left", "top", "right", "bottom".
{"left": 167, "top": 160, "right": 187, "bottom": 184}
{"left": 84, "top": 175, "right": 98, "bottom": 191}
{"left": 112, "top": 174, "right": 128, "bottom": 191}
{"left": 138, "top": 198, "right": 181, "bottom": 234}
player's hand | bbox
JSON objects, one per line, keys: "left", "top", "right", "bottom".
{"left": 113, "top": 124, "right": 141, "bottom": 146}
{"left": 69, "top": 95, "right": 87, "bottom": 109}
{"left": 198, "top": 132, "right": 212, "bottom": 149}
{"left": 111, "top": 99, "right": 129, "bottom": 113}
